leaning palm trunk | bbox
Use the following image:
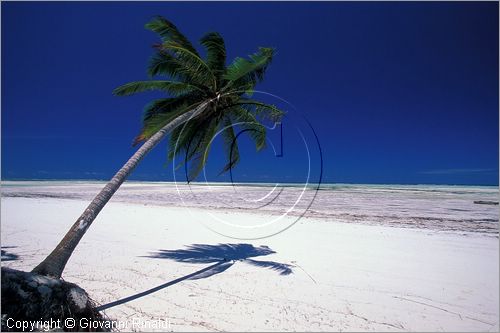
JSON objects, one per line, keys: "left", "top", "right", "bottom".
{"left": 32, "top": 102, "right": 208, "bottom": 278}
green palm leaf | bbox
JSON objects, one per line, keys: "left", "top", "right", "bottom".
{"left": 113, "top": 81, "right": 203, "bottom": 96}
{"left": 147, "top": 51, "right": 212, "bottom": 90}
{"left": 168, "top": 117, "right": 205, "bottom": 162}
{"left": 182, "top": 118, "right": 219, "bottom": 182}
{"left": 238, "top": 99, "right": 285, "bottom": 123}
{"left": 142, "top": 96, "right": 194, "bottom": 121}
{"left": 223, "top": 47, "right": 275, "bottom": 90}
{"left": 159, "top": 41, "right": 217, "bottom": 89}
{"left": 145, "top": 16, "right": 199, "bottom": 56}
{"left": 219, "top": 116, "right": 240, "bottom": 174}
{"left": 228, "top": 106, "right": 267, "bottom": 150}
{"left": 200, "top": 32, "right": 226, "bottom": 83}
{"left": 136, "top": 99, "right": 203, "bottom": 145}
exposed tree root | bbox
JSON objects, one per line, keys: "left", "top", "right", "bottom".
{"left": 1, "top": 267, "right": 110, "bottom": 332}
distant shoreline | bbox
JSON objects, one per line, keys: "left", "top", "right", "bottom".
{"left": 1, "top": 178, "right": 498, "bottom": 188}
{"left": 2, "top": 180, "right": 498, "bottom": 236}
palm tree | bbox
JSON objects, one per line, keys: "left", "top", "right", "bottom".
{"left": 32, "top": 16, "right": 284, "bottom": 278}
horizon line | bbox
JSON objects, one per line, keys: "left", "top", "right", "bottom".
{"left": 1, "top": 178, "right": 498, "bottom": 187}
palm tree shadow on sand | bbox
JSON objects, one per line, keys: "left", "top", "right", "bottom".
{"left": 145, "top": 243, "right": 293, "bottom": 279}
{"left": 96, "top": 244, "right": 292, "bottom": 311}
{"left": 1, "top": 247, "right": 19, "bottom": 261}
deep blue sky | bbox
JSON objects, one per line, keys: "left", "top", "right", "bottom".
{"left": 2, "top": 2, "right": 498, "bottom": 185}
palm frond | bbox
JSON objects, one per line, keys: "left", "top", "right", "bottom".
{"left": 200, "top": 32, "right": 226, "bottom": 83}
{"left": 223, "top": 47, "right": 275, "bottom": 90}
{"left": 147, "top": 51, "right": 212, "bottom": 90}
{"left": 167, "top": 117, "right": 205, "bottom": 162}
{"left": 145, "top": 16, "right": 199, "bottom": 56}
{"left": 135, "top": 99, "right": 202, "bottom": 145}
{"left": 184, "top": 118, "right": 219, "bottom": 182}
{"left": 159, "top": 41, "right": 216, "bottom": 89}
{"left": 228, "top": 106, "right": 266, "bottom": 150}
{"left": 113, "top": 80, "right": 202, "bottom": 97}
{"left": 142, "top": 96, "right": 194, "bottom": 121}
{"left": 219, "top": 116, "right": 240, "bottom": 174}
{"left": 238, "top": 99, "right": 285, "bottom": 123}
{"left": 147, "top": 51, "right": 190, "bottom": 79}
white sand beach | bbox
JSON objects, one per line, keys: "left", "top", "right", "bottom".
{"left": 1, "top": 181, "right": 498, "bottom": 331}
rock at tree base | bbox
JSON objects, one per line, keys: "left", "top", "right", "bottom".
{"left": 1, "top": 267, "right": 108, "bottom": 332}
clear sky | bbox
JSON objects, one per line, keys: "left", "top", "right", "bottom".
{"left": 2, "top": 1, "right": 498, "bottom": 185}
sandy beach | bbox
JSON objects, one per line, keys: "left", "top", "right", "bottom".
{"left": 1, "top": 181, "right": 498, "bottom": 331}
